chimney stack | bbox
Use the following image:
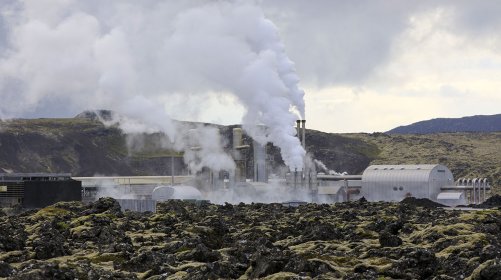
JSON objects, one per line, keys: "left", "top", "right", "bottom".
{"left": 301, "top": 120, "right": 306, "bottom": 149}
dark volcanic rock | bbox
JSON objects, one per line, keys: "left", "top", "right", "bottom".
{"left": 400, "top": 197, "right": 447, "bottom": 208}
{"left": 476, "top": 194, "right": 501, "bottom": 208}
{"left": 0, "top": 261, "right": 13, "bottom": 277}
{"left": 121, "top": 250, "right": 175, "bottom": 273}
{"left": 384, "top": 248, "right": 437, "bottom": 279}
{"left": 0, "top": 217, "right": 27, "bottom": 252}
{"left": 248, "top": 246, "right": 291, "bottom": 278}
{"left": 379, "top": 231, "right": 403, "bottom": 247}
{"left": 85, "top": 197, "right": 122, "bottom": 215}
{"left": 32, "top": 221, "right": 68, "bottom": 259}
{"left": 471, "top": 259, "right": 501, "bottom": 280}
{"left": 1, "top": 200, "right": 501, "bottom": 279}
{"left": 11, "top": 262, "right": 77, "bottom": 280}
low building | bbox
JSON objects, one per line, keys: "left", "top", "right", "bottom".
{"left": 0, "top": 173, "right": 81, "bottom": 208}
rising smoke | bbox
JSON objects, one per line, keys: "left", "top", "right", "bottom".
{"left": 0, "top": 0, "right": 306, "bottom": 171}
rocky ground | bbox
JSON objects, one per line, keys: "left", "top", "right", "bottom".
{"left": 1, "top": 197, "right": 501, "bottom": 279}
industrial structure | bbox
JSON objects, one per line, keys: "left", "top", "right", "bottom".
{"left": 1, "top": 119, "right": 491, "bottom": 210}
{"left": 76, "top": 119, "right": 491, "bottom": 208}
{"left": 312, "top": 165, "right": 490, "bottom": 206}
{"left": 282, "top": 120, "right": 490, "bottom": 206}
{"left": 76, "top": 175, "right": 193, "bottom": 203}
{"left": 0, "top": 173, "right": 81, "bottom": 208}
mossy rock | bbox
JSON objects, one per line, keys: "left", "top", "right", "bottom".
{"left": 32, "top": 207, "right": 71, "bottom": 220}
{"left": 90, "top": 253, "right": 125, "bottom": 264}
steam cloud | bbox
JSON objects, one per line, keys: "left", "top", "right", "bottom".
{"left": 313, "top": 159, "right": 346, "bottom": 176}
{"left": 0, "top": 0, "right": 306, "bottom": 171}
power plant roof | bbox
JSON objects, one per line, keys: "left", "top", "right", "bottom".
{"left": 0, "top": 173, "right": 72, "bottom": 182}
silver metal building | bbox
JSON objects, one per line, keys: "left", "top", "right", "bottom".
{"left": 361, "top": 164, "right": 456, "bottom": 203}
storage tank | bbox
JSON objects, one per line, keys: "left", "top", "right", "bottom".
{"left": 361, "top": 164, "right": 454, "bottom": 202}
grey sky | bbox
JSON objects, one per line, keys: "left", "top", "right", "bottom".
{"left": 0, "top": 0, "right": 500, "bottom": 132}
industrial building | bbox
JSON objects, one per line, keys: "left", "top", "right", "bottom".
{"left": 11, "top": 119, "right": 484, "bottom": 209}
{"left": 313, "top": 164, "right": 490, "bottom": 206}
{"left": 77, "top": 119, "right": 492, "bottom": 208}
{"left": 0, "top": 118, "right": 491, "bottom": 210}
{"left": 0, "top": 173, "right": 81, "bottom": 208}
{"left": 361, "top": 164, "right": 459, "bottom": 204}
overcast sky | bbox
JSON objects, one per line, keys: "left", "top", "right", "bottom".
{"left": 1, "top": 0, "right": 500, "bottom": 133}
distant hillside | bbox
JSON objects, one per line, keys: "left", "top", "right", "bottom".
{"left": 347, "top": 132, "right": 501, "bottom": 192}
{"left": 387, "top": 114, "right": 501, "bottom": 134}
{"left": 0, "top": 116, "right": 377, "bottom": 177}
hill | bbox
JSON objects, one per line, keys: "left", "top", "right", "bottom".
{"left": 0, "top": 117, "right": 378, "bottom": 177}
{"left": 0, "top": 116, "right": 499, "bottom": 191}
{"left": 387, "top": 114, "right": 501, "bottom": 134}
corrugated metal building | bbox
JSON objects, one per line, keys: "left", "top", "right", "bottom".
{"left": 361, "top": 164, "right": 455, "bottom": 202}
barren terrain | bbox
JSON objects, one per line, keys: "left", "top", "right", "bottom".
{"left": 1, "top": 198, "right": 501, "bottom": 279}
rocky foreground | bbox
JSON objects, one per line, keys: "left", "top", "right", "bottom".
{"left": 1, "top": 198, "right": 501, "bottom": 279}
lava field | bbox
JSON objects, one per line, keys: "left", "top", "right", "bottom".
{"left": 1, "top": 197, "right": 501, "bottom": 279}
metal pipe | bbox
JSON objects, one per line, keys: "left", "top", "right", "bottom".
{"left": 470, "top": 179, "right": 475, "bottom": 204}
{"left": 171, "top": 154, "right": 175, "bottom": 186}
{"left": 483, "top": 178, "right": 487, "bottom": 203}
{"left": 301, "top": 120, "right": 306, "bottom": 149}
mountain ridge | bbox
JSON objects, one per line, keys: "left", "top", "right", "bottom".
{"left": 387, "top": 114, "right": 501, "bottom": 134}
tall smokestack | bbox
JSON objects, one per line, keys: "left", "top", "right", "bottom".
{"left": 232, "top": 128, "right": 243, "bottom": 149}
{"left": 301, "top": 120, "right": 306, "bottom": 149}
{"left": 296, "top": 120, "right": 301, "bottom": 140}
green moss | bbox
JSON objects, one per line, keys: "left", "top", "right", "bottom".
{"left": 331, "top": 256, "right": 358, "bottom": 266}
{"left": 175, "top": 246, "right": 191, "bottom": 253}
{"left": 149, "top": 212, "right": 176, "bottom": 222}
{"left": 437, "top": 233, "right": 488, "bottom": 258}
{"left": 70, "top": 225, "right": 92, "bottom": 235}
{"left": 355, "top": 227, "right": 378, "bottom": 239}
{"left": 90, "top": 253, "right": 125, "bottom": 264}
{"left": 56, "top": 221, "right": 70, "bottom": 231}
{"left": 0, "top": 250, "right": 24, "bottom": 262}
{"left": 466, "top": 259, "right": 498, "bottom": 280}
{"left": 33, "top": 207, "right": 70, "bottom": 219}
{"left": 460, "top": 210, "right": 498, "bottom": 222}
{"left": 261, "top": 272, "right": 300, "bottom": 280}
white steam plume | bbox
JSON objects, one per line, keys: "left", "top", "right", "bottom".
{"left": 313, "top": 159, "right": 347, "bottom": 176}
{"left": 0, "top": 1, "right": 306, "bottom": 170}
{"left": 182, "top": 126, "right": 236, "bottom": 173}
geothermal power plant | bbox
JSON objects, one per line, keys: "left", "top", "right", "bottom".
{"left": 0, "top": 120, "right": 491, "bottom": 210}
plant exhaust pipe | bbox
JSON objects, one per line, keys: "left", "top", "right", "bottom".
{"left": 301, "top": 120, "right": 306, "bottom": 149}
